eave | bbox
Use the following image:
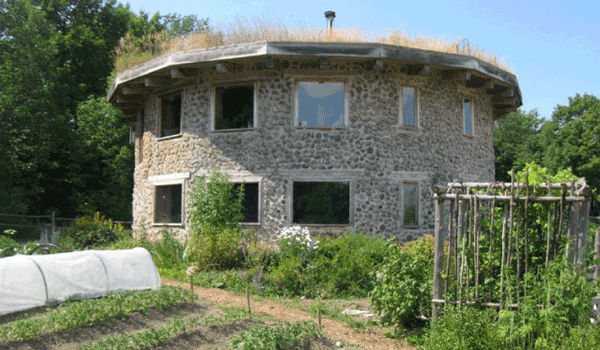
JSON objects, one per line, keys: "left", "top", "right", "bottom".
{"left": 108, "top": 41, "right": 522, "bottom": 119}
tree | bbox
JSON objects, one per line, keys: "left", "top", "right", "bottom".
{"left": 493, "top": 109, "right": 544, "bottom": 182}
{"left": 74, "top": 96, "right": 133, "bottom": 221}
{"left": 542, "top": 94, "right": 600, "bottom": 206}
{"left": 0, "top": 0, "right": 63, "bottom": 214}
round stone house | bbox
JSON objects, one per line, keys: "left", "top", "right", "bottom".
{"left": 108, "top": 41, "right": 522, "bottom": 241}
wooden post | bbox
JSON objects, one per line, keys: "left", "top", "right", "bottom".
{"left": 51, "top": 211, "right": 56, "bottom": 244}
{"left": 577, "top": 200, "right": 590, "bottom": 268}
{"left": 595, "top": 227, "right": 600, "bottom": 281}
{"left": 246, "top": 285, "right": 251, "bottom": 316}
{"left": 432, "top": 196, "right": 445, "bottom": 321}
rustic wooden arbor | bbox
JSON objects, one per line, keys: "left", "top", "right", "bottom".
{"left": 431, "top": 177, "right": 593, "bottom": 319}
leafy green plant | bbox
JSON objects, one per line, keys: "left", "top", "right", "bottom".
{"left": 370, "top": 235, "right": 434, "bottom": 328}
{"left": 231, "top": 320, "right": 322, "bottom": 350}
{"left": 59, "top": 212, "right": 129, "bottom": 249}
{"left": 0, "top": 229, "right": 19, "bottom": 256}
{"left": 187, "top": 172, "right": 246, "bottom": 270}
{"left": 0, "top": 286, "right": 195, "bottom": 341}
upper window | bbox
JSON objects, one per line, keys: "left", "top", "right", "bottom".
{"left": 402, "top": 183, "right": 418, "bottom": 227}
{"left": 232, "top": 183, "right": 260, "bottom": 223}
{"left": 154, "top": 184, "right": 183, "bottom": 224}
{"left": 400, "top": 86, "right": 417, "bottom": 127}
{"left": 463, "top": 98, "right": 473, "bottom": 136}
{"left": 293, "top": 181, "right": 350, "bottom": 225}
{"left": 297, "top": 81, "right": 345, "bottom": 128}
{"left": 214, "top": 84, "right": 255, "bottom": 130}
{"left": 159, "top": 93, "right": 182, "bottom": 138}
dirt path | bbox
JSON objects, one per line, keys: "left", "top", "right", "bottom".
{"left": 161, "top": 278, "right": 414, "bottom": 350}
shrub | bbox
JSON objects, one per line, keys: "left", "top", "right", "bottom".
{"left": 419, "top": 306, "right": 501, "bottom": 350}
{"left": 370, "top": 234, "right": 435, "bottom": 328}
{"left": 188, "top": 226, "right": 245, "bottom": 270}
{"left": 187, "top": 172, "right": 246, "bottom": 270}
{"left": 59, "top": 212, "right": 128, "bottom": 249}
{"left": 0, "top": 230, "right": 19, "bottom": 256}
{"left": 266, "top": 229, "right": 387, "bottom": 298}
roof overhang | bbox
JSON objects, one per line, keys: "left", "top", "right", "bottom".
{"left": 108, "top": 41, "right": 522, "bottom": 119}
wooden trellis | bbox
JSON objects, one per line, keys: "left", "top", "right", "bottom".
{"left": 431, "top": 176, "right": 592, "bottom": 319}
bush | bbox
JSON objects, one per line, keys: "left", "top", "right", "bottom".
{"left": 59, "top": 212, "right": 128, "bottom": 249}
{"left": 188, "top": 226, "right": 245, "bottom": 270}
{"left": 0, "top": 231, "right": 19, "bottom": 256}
{"left": 266, "top": 229, "right": 388, "bottom": 298}
{"left": 418, "top": 306, "right": 501, "bottom": 350}
{"left": 187, "top": 172, "right": 246, "bottom": 270}
{"left": 370, "top": 234, "right": 435, "bottom": 328}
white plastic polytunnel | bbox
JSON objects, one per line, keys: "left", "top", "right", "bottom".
{"left": 0, "top": 247, "right": 161, "bottom": 316}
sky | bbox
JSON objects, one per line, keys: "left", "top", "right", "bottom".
{"left": 121, "top": 0, "right": 599, "bottom": 120}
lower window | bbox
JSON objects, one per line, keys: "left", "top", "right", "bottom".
{"left": 154, "top": 184, "right": 182, "bottom": 224}
{"left": 293, "top": 182, "right": 350, "bottom": 224}
{"left": 233, "top": 183, "right": 259, "bottom": 223}
{"left": 403, "top": 183, "right": 418, "bottom": 226}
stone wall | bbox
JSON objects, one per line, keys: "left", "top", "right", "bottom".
{"left": 132, "top": 62, "right": 495, "bottom": 242}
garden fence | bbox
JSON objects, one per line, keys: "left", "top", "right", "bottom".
{"left": 0, "top": 213, "right": 132, "bottom": 244}
{"left": 431, "top": 176, "right": 594, "bottom": 320}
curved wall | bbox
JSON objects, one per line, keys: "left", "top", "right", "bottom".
{"left": 133, "top": 62, "right": 495, "bottom": 241}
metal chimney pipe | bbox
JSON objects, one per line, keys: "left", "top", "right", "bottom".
{"left": 325, "top": 11, "right": 336, "bottom": 35}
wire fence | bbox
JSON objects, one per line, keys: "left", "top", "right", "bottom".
{"left": 0, "top": 212, "right": 132, "bottom": 244}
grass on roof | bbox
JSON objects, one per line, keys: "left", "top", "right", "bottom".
{"left": 114, "top": 15, "right": 513, "bottom": 73}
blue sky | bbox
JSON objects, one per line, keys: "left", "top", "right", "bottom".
{"left": 122, "top": 0, "right": 599, "bottom": 120}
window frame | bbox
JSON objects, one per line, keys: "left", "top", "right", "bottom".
{"left": 231, "top": 181, "right": 261, "bottom": 225}
{"left": 149, "top": 172, "right": 189, "bottom": 226}
{"left": 399, "top": 85, "right": 419, "bottom": 129}
{"left": 211, "top": 81, "right": 257, "bottom": 132}
{"left": 291, "top": 180, "right": 353, "bottom": 226}
{"left": 295, "top": 78, "right": 348, "bottom": 129}
{"left": 402, "top": 182, "right": 419, "bottom": 228}
{"left": 463, "top": 97, "right": 474, "bottom": 136}
{"left": 157, "top": 91, "right": 183, "bottom": 140}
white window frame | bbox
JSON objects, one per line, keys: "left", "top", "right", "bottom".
{"left": 149, "top": 172, "right": 189, "bottom": 226}
{"left": 157, "top": 91, "right": 183, "bottom": 140}
{"left": 402, "top": 182, "right": 419, "bottom": 227}
{"left": 211, "top": 81, "right": 257, "bottom": 132}
{"left": 295, "top": 78, "right": 348, "bottom": 129}
{"left": 463, "top": 97, "right": 474, "bottom": 136}
{"left": 290, "top": 179, "right": 353, "bottom": 226}
{"left": 400, "top": 85, "right": 418, "bottom": 129}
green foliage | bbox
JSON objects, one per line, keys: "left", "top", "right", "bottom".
{"left": 231, "top": 320, "right": 322, "bottom": 350}
{"left": 0, "top": 286, "right": 196, "bottom": 341}
{"left": 81, "top": 316, "right": 202, "bottom": 350}
{"left": 0, "top": 235, "right": 19, "bottom": 256}
{"left": 59, "top": 212, "right": 128, "bottom": 249}
{"left": 188, "top": 226, "right": 245, "bottom": 270}
{"left": 494, "top": 109, "right": 545, "bottom": 182}
{"left": 267, "top": 230, "right": 388, "bottom": 298}
{"left": 187, "top": 172, "right": 246, "bottom": 270}
{"left": 189, "top": 172, "right": 244, "bottom": 231}
{"left": 418, "top": 306, "right": 501, "bottom": 350}
{"left": 417, "top": 259, "right": 599, "bottom": 350}
{"left": 370, "top": 235, "right": 435, "bottom": 328}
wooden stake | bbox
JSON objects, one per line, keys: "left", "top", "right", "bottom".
{"left": 246, "top": 285, "right": 251, "bottom": 316}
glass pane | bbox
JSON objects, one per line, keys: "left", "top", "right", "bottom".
{"left": 161, "top": 94, "right": 181, "bottom": 137}
{"left": 298, "top": 82, "right": 345, "bottom": 127}
{"left": 402, "top": 87, "right": 416, "bottom": 127}
{"left": 155, "top": 184, "right": 182, "bottom": 223}
{"left": 464, "top": 99, "right": 473, "bottom": 135}
{"left": 293, "top": 182, "right": 349, "bottom": 224}
{"left": 215, "top": 85, "right": 254, "bottom": 130}
{"left": 233, "top": 183, "right": 259, "bottom": 223}
{"left": 403, "top": 184, "right": 418, "bottom": 226}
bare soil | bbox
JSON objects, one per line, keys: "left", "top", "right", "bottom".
{"left": 0, "top": 279, "right": 414, "bottom": 350}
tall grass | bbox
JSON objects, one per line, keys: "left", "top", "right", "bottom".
{"left": 114, "top": 15, "right": 512, "bottom": 73}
